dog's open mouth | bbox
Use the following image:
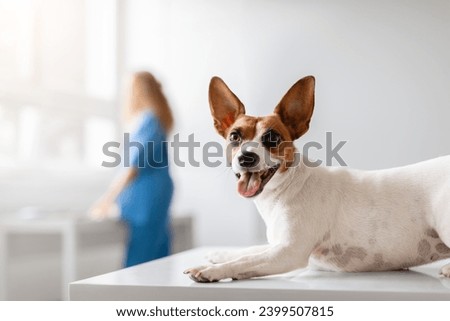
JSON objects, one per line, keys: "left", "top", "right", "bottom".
{"left": 236, "top": 165, "right": 280, "bottom": 198}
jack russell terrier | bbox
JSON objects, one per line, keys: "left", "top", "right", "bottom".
{"left": 184, "top": 76, "right": 450, "bottom": 282}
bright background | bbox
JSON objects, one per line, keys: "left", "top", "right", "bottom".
{"left": 1, "top": 0, "right": 450, "bottom": 298}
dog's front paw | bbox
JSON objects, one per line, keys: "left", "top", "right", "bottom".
{"left": 183, "top": 265, "right": 225, "bottom": 283}
{"left": 206, "top": 250, "right": 233, "bottom": 264}
{"left": 440, "top": 264, "right": 450, "bottom": 278}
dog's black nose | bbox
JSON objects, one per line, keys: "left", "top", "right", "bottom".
{"left": 238, "top": 151, "right": 260, "bottom": 168}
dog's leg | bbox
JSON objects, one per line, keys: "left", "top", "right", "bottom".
{"left": 184, "top": 244, "right": 309, "bottom": 282}
{"left": 440, "top": 263, "right": 450, "bottom": 277}
{"left": 206, "top": 245, "right": 270, "bottom": 264}
{"left": 436, "top": 224, "right": 450, "bottom": 277}
{"left": 437, "top": 234, "right": 450, "bottom": 277}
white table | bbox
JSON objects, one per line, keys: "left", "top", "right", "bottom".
{"left": 1, "top": 214, "right": 193, "bottom": 301}
{"left": 0, "top": 214, "right": 124, "bottom": 301}
{"left": 70, "top": 247, "right": 450, "bottom": 300}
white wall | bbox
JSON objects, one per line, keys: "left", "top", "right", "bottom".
{"left": 124, "top": 0, "right": 450, "bottom": 246}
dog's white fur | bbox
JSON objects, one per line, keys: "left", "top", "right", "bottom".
{"left": 184, "top": 77, "right": 450, "bottom": 283}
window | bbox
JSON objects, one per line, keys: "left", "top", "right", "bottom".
{"left": 0, "top": 0, "right": 118, "bottom": 170}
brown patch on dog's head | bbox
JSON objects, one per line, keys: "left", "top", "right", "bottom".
{"left": 227, "top": 116, "right": 258, "bottom": 142}
{"left": 257, "top": 115, "right": 297, "bottom": 172}
{"left": 225, "top": 116, "right": 258, "bottom": 166}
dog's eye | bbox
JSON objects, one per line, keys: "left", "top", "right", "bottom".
{"left": 229, "top": 131, "right": 241, "bottom": 143}
{"left": 261, "top": 129, "right": 281, "bottom": 149}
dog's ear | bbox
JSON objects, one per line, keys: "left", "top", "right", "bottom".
{"left": 274, "top": 76, "right": 315, "bottom": 140}
{"left": 209, "top": 77, "right": 246, "bottom": 137}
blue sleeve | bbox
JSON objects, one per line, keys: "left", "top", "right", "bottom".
{"left": 127, "top": 112, "right": 163, "bottom": 168}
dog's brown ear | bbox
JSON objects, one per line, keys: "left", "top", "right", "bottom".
{"left": 209, "top": 77, "right": 246, "bottom": 137}
{"left": 274, "top": 76, "right": 315, "bottom": 140}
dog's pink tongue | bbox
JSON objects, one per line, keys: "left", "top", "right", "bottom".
{"left": 237, "top": 172, "right": 261, "bottom": 197}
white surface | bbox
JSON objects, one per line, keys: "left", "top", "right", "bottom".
{"left": 70, "top": 247, "right": 450, "bottom": 300}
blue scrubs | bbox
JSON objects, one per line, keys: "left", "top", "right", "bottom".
{"left": 117, "top": 111, "right": 173, "bottom": 267}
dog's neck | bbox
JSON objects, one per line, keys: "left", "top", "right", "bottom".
{"left": 252, "top": 153, "right": 321, "bottom": 245}
{"left": 254, "top": 153, "right": 312, "bottom": 205}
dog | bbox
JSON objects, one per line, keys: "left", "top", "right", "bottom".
{"left": 183, "top": 75, "right": 450, "bottom": 282}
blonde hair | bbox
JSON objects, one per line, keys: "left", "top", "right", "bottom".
{"left": 124, "top": 71, "right": 174, "bottom": 133}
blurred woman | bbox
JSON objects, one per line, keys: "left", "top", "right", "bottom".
{"left": 90, "top": 71, "right": 174, "bottom": 267}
